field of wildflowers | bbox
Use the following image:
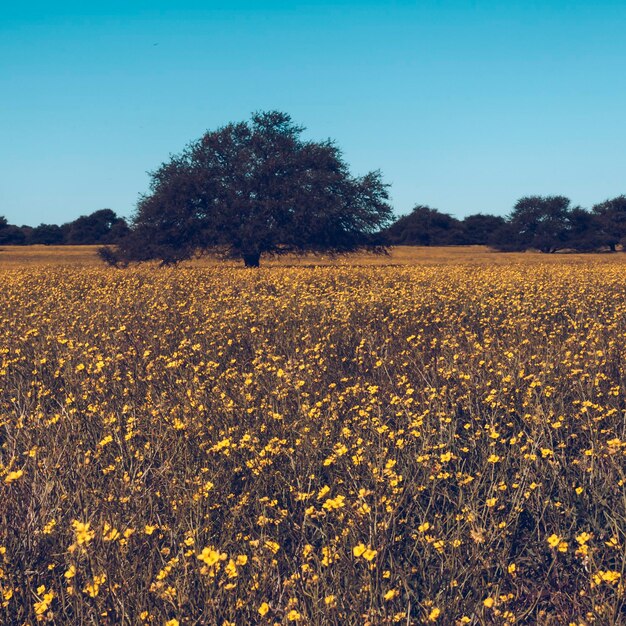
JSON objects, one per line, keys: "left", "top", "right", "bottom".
{"left": 0, "top": 255, "right": 625, "bottom": 624}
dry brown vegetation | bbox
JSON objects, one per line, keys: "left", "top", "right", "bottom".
{"left": 0, "top": 247, "right": 625, "bottom": 624}
{"left": 1, "top": 244, "right": 624, "bottom": 268}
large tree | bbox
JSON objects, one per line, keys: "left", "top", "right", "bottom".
{"left": 106, "top": 111, "right": 392, "bottom": 267}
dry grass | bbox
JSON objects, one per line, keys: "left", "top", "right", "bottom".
{"left": 0, "top": 245, "right": 104, "bottom": 268}
{"left": 0, "top": 249, "right": 625, "bottom": 624}
{"left": 2, "top": 244, "right": 625, "bottom": 269}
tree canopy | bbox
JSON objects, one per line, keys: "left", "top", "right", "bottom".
{"left": 483, "top": 195, "right": 626, "bottom": 253}
{"left": 383, "top": 207, "right": 506, "bottom": 246}
{"left": 64, "top": 208, "right": 129, "bottom": 245}
{"left": 516, "top": 196, "right": 571, "bottom": 252}
{"left": 592, "top": 195, "right": 626, "bottom": 251}
{"left": 106, "top": 111, "right": 393, "bottom": 267}
{"left": 459, "top": 213, "right": 506, "bottom": 245}
{"left": 0, "top": 210, "right": 128, "bottom": 246}
{"left": 0, "top": 216, "right": 26, "bottom": 245}
{"left": 384, "top": 205, "right": 462, "bottom": 246}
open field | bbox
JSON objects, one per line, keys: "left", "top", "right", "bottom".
{"left": 1, "top": 249, "right": 625, "bottom": 624}
{"left": 2, "top": 244, "right": 626, "bottom": 268}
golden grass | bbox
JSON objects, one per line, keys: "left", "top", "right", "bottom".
{"left": 0, "top": 245, "right": 104, "bottom": 267}
{"left": 1, "top": 244, "right": 626, "bottom": 268}
{"left": 0, "top": 251, "right": 625, "bottom": 624}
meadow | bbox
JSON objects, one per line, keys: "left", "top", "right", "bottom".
{"left": 0, "top": 246, "right": 625, "bottom": 624}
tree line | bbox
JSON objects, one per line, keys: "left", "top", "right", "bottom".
{"left": 2, "top": 112, "right": 624, "bottom": 264}
{"left": 384, "top": 195, "right": 626, "bottom": 252}
{"left": 0, "top": 209, "right": 129, "bottom": 246}
{"left": 5, "top": 196, "right": 625, "bottom": 255}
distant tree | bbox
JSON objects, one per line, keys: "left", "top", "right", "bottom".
{"left": 106, "top": 218, "right": 130, "bottom": 243}
{"left": 104, "top": 111, "right": 392, "bottom": 267}
{"left": 65, "top": 209, "right": 128, "bottom": 245}
{"left": 460, "top": 213, "right": 506, "bottom": 245}
{"left": 29, "top": 223, "right": 65, "bottom": 245}
{"left": 592, "top": 195, "right": 626, "bottom": 251}
{"left": 491, "top": 196, "right": 572, "bottom": 253}
{"left": 563, "top": 208, "right": 604, "bottom": 252}
{"left": 488, "top": 221, "right": 521, "bottom": 252}
{"left": 0, "top": 217, "right": 26, "bottom": 245}
{"left": 20, "top": 225, "right": 33, "bottom": 243}
{"left": 384, "top": 205, "right": 463, "bottom": 246}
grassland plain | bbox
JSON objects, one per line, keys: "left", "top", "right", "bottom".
{"left": 0, "top": 247, "right": 625, "bottom": 625}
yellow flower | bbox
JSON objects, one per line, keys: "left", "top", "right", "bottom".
{"left": 483, "top": 597, "right": 495, "bottom": 608}
{"left": 83, "top": 573, "right": 106, "bottom": 597}
{"left": 258, "top": 602, "right": 270, "bottom": 616}
{"left": 34, "top": 590, "right": 54, "bottom": 615}
{"left": 384, "top": 589, "right": 399, "bottom": 600}
{"left": 4, "top": 469, "right": 24, "bottom": 484}
{"left": 72, "top": 520, "right": 95, "bottom": 546}
{"left": 593, "top": 570, "right": 621, "bottom": 585}
{"left": 546, "top": 533, "right": 561, "bottom": 548}
{"left": 265, "top": 540, "right": 280, "bottom": 554}
{"left": 362, "top": 548, "right": 377, "bottom": 561}
{"left": 575, "top": 532, "right": 591, "bottom": 545}
{"left": 428, "top": 607, "right": 440, "bottom": 621}
{"left": 353, "top": 543, "right": 366, "bottom": 557}
{"left": 165, "top": 620, "right": 179, "bottom": 626}
{"left": 103, "top": 522, "right": 121, "bottom": 541}
{"left": 316, "top": 485, "right": 331, "bottom": 500}
{"left": 287, "top": 609, "right": 301, "bottom": 621}
{"left": 43, "top": 519, "right": 56, "bottom": 534}
{"left": 197, "top": 547, "right": 222, "bottom": 567}
{"left": 322, "top": 494, "right": 346, "bottom": 510}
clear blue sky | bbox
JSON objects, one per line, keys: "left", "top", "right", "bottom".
{"left": 2, "top": 0, "right": 625, "bottom": 226}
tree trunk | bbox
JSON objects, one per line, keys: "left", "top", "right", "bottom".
{"left": 243, "top": 252, "right": 261, "bottom": 268}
